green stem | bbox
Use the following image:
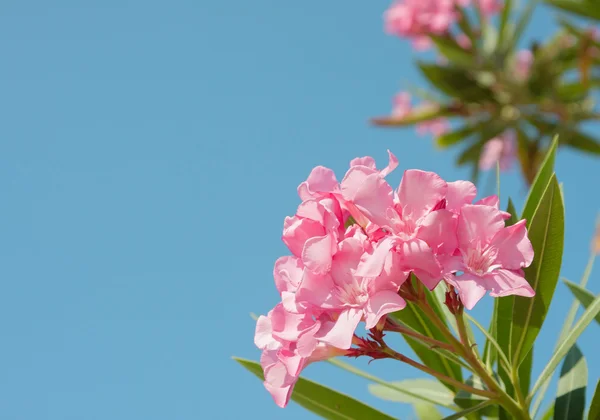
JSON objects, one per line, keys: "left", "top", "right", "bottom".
{"left": 384, "top": 320, "right": 456, "bottom": 352}
{"left": 381, "top": 346, "right": 495, "bottom": 399}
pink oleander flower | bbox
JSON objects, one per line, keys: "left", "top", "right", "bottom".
{"left": 295, "top": 226, "right": 407, "bottom": 350}
{"left": 514, "top": 49, "right": 533, "bottom": 81}
{"left": 442, "top": 204, "right": 535, "bottom": 309}
{"left": 476, "top": 0, "right": 503, "bottom": 16}
{"left": 455, "top": 33, "right": 472, "bottom": 49}
{"left": 255, "top": 304, "right": 348, "bottom": 407}
{"left": 416, "top": 116, "right": 450, "bottom": 137}
{"left": 384, "top": 0, "right": 459, "bottom": 50}
{"left": 392, "top": 92, "right": 412, "bottom": 118}
{"left": 479, "top": 130, "right": 517, "bottom": 171}
{"left": 391, "top": 93, "right": 449, "bottom": 137}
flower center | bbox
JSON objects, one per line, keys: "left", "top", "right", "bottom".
{"left": 334, "top": 277, "right": 368, "bottom": 306}
{"left": 462, "top": 242, "right": 500, "bottom": 276}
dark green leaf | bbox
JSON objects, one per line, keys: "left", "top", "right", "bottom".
{"left": 418, "top": 63, "right": 493, "bottom": 102}
{"left": 498, "top": 0, "right": 513, "bottom": 48}
{"left": 554, "top": 344, "right": 587, "bottom": 420}
{"left": 519, "top": 350, "right": 534, "bottom": 398}
{"left": 436, "top": 125, "right": 478, "bottom": 148}
{"left": 372, "top": 106, "right": 454, "bottom": 127}
{"left": 563, "top": 280, "right": 600, "bottom": 325}
{"left": 430, "top": 35, "right": 474, "bottom": 67}
{"left": 588, "top": 380, "right": 600, "bottom": 420}
{"left": 565, "top": 130, "right": 600, "bottom": 155}
{"left": 234, "top": 357, "right": 396, "bottom": 420}
{"left": 545, "top": 0, "right": 600, "bottom": 21}
{"left": 511, "top": 175, "right": 565, "bottom": 366}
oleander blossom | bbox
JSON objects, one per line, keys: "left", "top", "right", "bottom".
{"left": 391, "top": 92, "right": 449, "bottom": 137}
{"left": 255, "top": 150, "right": 534, "bottom": 407}
{"left": 479, "top": 130, "right": 517, "bottom": 171}
{"left": 384, "top": 0, "right": 501, "bottom": 49}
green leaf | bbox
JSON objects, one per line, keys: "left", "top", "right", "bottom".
{"left": 511, "top": 175, "right": 565, "bottom": 366}
{"left": 372, "top": 106, "right": 453, "bottom": 127}
{"left": 545, "top": 0, "right": 600, "bottom": 21}
{"left": 554, "top": 344, "right": 587, "bottom": 420}
{"left": 430, "top": 36, "right": 474, "bottom": 67}
{"left": 234, "top": 357, "right": 396, "bottom": 420}
{"left": 521, "top": 137, "right": 558, "bottom": 224}
{"left": 519, "top": 351, "right": 534, "bottom": 399}
{"left": 414, "top": 403, "right": 444, "bottom": 420}
{"left": 498, "top": 0, "right": 513, "bottom": 48}
{"left": 433, "top": 283, "right": 458, "bottom": 334}
{"left": 454, "top": 376, "right": 498, "bottom": 417}
{"left": 564, "top": 280, "right": 600, "bottom": 325}
{"left": 418, "top": 63, "right": 493, "bottom": 102}
{"left": 530, "top": 293, "right": 600, "bottom": 398}
{"left": 436, "top": 125, "right": 478, "bottom": 148}
{"left": 442, "top": 400, "right": 494, "bottom": 420}
{"left": 368, "top": 378, "right": 455, "bottom": 407}
{"left": 588, "top": 380, "right": 600, "bottom": 420}
{"left": 506, "top": 198, "right": 519, "bottom": 227}
{"left": 565, "top": 130, "right": 600, "bottom": 155}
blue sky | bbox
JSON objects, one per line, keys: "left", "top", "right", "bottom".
{"left": 0, "top": 1, "right": 598, "bottom": 419}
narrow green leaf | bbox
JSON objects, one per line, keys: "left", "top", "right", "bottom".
{"left": 511, "top": 175, "right": 565, "bottom": 366}
{"left": 443, "top": 400, "right": 494, "bottom": 420}
{"left": 465, "top": 313, "right": 510, "bottom": 369}
{"left": 506, "top": 198, "right": 519, "bottom": 227}
{"left": 329, "top": 358, "right": 456, "bottom": 409}
{"left": 414, "top": 403, "right": 444, "bottom": 420}
{"left": 530, "top": 293, "right": 600, "bottom": 397}
{"left": 565, "top": 130, "right": 600, "bottom": 155}
{"left": 521, "top": 137, "right": 558, "bottom": 224}
{"left": 368, "top": 378, "right": 454, "bottom": 407}
{"left": 430, "top": 35, "right": 474, "bottom": 67}
{"left": 563, "top": 280, "right": 600, "bottom": 325}
{"left": 436, "top": 125, "right": 478, "bottom": 148}
{"left": 418, "top": 63, "right": 493, "bottom": 101}
{"left": 390, "top": 301, "right": 463, "bottom": 392}
{"left": 545, "top": 0, "right": 600, "bottom": 21}
{"left": 372, "top": 106, "right": 453, "bottom": 127}
{"left": 554, "top": 344, "right": 587, "bottom": 420}
{"left": 588, "top": 380, "right": 600, "bottom": 420}
{"left": 433, "top": 283, "right": 459, "bottom": 334}
{"left": 498, "top": 0, "right": 513, "bottom": 48}
{"left": 530, "top": 255, "right": 596, "bottom": 418}
{"left": 234, "top": 357, "right": 396, "bottom": 420}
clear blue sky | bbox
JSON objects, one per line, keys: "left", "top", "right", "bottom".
{"left": 0, "top": 1, "right": 598, "bottom": 419}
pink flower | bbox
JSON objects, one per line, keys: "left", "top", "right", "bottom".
{"left": 384, "top": 0, "right": 459, "bottom": 49}
{"left": 347, "top": 169, "right": 457, "bottom": 289}
{"left": 392, "top": 92, "right": 412, "bottom": 118}
{"left": 514, "top": 49, "right": 533, "bottom": 81}
{"left": 442, "top": 205, "right": 534, "bottom": 309}
{"left": 390, "top": 94, "right": 449, "bottom": 137}
{"left": 479, "top": 130, "right": 517, "bottom": 171}
{"left": 476, "top": 0, "right": 503, "bottom": 16}
{"left": 455, "top": 33, "right": 472, "bottom": 49}
{"left": 295, "top": 228, "right": 407, "bottom": 349}
{"left": 416, "top": 117, "right": 450, "bottom": 137}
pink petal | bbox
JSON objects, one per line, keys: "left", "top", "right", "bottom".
{"left": 487, "top": 269, "right": 535, "bottom": 298}
{"left": 302, "top": 234, "right": 334, "bottom": 274}
{"left": 417, "top": 209, "right": 458, "bottom": 255}
{"left": 446, "top": 180, "right": 477, "bottom": 212}
{"left": 254, "top": 315, "right": 276, "bottom": 350}
{"left": 364, "top": 290, "right": 406, "bottom": 328}
{"left": 274, "top": 256, "right": 304, "bottom": 294}
{"left": 263, "top": 380, "right": 294, "bottom": 408}
{"left": 282, "top": 216, "right": 325, "bottom": 258}
{"left": 350, "top": 156, "right": 376, "bottom": 169}
{"left": 457, "top": 204, "right": 505, "bottom": 248}
{"left": 446, "top": 273, "right": 487, "bottom": 310}
{"left": 297, "top": 166, "right": 339, "bottom": 201}
{"left": 315, "top": 308, "right": 362, "bottom": 349}
{"left": 379, "top": 150, "right": 399, "bottom": 178}
{"left": 399, "top": 238, "right": 442, "bottom": 290}
{"left": 356, "top": 237, "right": 397, "bottom": 278}
{"left": 295, "top": 270, "right": 338, "bottom": 309}
{"left": 490, "top": 219, "right": 534, "bottom": 269}
{"left": 398, "top": 170, "right": 447, "bottom": 222}
{"left": 342, "top": 169, "right": 395, "bottom": 228}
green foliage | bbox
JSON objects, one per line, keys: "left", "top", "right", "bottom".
{"left": 554, "top": 344, "right": 587, "bottom": 420}
{"left": 545, "top": 0, "right": 600, "bottom": 21}
{"left": 234, "top": 357, "right": 396, "bottom": 420}
{"left": 564, "top": 280, "right": 600, "bottom": 325}
{"left": 368, "top": 379, "right": 454, "bottom": 407}
{"left": 589, "top": 381, "right": 600, "bottom": 420}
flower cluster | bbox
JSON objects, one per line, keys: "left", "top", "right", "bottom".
{"left": 384, "top": 0, "right": 502, "bottom": 49}
{"left": 255, "top": 152, "right": 534, "bottom": 407}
